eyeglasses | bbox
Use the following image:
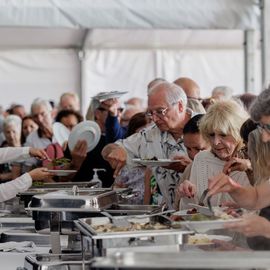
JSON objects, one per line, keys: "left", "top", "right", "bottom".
{"left": 146, "top": 102, "right": 178, "bottom": 118}
{"left": 97, "top": 107, "right": 107, "bottom": 112}
{"left": 257, "top": 123, "right": 270, "bottom": 133}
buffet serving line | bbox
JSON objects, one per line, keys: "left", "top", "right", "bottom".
{"left": 1, "top": 183, "right": 270, "bottom": 270}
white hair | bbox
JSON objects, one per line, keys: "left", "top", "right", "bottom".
{"left": 211, "top": 86, "right": 233, "bottom": 100}
{"left": 148, "top": 82, "right": 187, "bottom": 107}
{"left": 3, "top": 114, "right": 22, "bottom": 132}
{"left": 31, "top": 98, "right": 52, "bottom": 114}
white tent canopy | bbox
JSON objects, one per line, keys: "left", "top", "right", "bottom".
{"left": 0, "top": 0, "right": 265, "bottom": 116}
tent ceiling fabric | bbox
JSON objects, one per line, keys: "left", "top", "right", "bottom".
{"left": 0, "top": 0, "right": 260, "bottom": 30}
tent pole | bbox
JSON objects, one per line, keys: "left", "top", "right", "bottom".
{"left": 244, "top": 30, "right": 255, "bottom": 93}
{"left": 79, "top": 29, "right": 91, "bottom": 116}
{"left": 260, "top": 0, "right": 270, "bottom": 89}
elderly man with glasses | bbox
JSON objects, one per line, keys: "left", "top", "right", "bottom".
{"left": 102, "top": 81, "right": 195, "bottom": 209}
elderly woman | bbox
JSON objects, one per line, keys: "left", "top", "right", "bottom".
{"left": 208, "top": 87, "right": 270, "bottom": 239}
{"left": 0, "top": 115, "right": 23, "bottom": 181}
{"left": 178, "top": 99, "right": 250, "bottom": 209}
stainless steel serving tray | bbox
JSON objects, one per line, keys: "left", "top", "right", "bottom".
{"left": 23, "top": 254, "right": 92, "bottom": 270}
{"left": 30, "top": 181, "right": 99, "bottom": 189}
{"left": 76, "top": 216, "right": 191, "bottom": 256}
{"left": 91, "top": 251, "right": 270, "bottom": 269}
{"left": 28, "top": 189, "right": 118, "bottom": 212}
{"left": 77, "top": 216, "right": 187, "bottom": 238}
{"left": 0, "top": 228, "right": 50, "bottom": 246}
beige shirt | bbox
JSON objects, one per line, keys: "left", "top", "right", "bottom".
{"left": 180, "top": 150, "right": 251, "bottom": 210}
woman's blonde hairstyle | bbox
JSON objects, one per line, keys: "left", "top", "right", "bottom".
{"left": 199, "top": 100, "right": 249, "bottom": 151}
{"left": 248, "top": 129, "right": 270, "bottom": 184}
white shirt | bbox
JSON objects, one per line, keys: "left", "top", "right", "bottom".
{"left": 117, "top": 123, "right": 188, "bottom": 209}
{"left": 0, "top": 147, "right": 32, "bottom": 202}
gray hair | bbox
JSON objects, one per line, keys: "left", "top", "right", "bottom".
{"left": 31, "top": 98, "right": 52, "bottom": 114}
{"left": 212, "top": 86, "right": 233, "bottom": 100}
{"left": 3, "top": 114, "right": 22, "bottom": 132}
{"left": 148, "top": 82, "right": 187, "bottom": 107}
{"left": 250, "top": 86, "right": 270, "bottom": 122}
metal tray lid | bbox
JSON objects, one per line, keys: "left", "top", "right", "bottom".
{"left": 27, "top": 189, "right": 118, "bottom": 212}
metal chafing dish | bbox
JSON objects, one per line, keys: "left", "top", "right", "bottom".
{"left": 90, "top": 251, "right": 270, "bottom": 269}
{"left": 75, "top": 216, "right": 191, "bottom": 256}
{"left": 0, "top": 228, "right": 50, "bottom": 246}
{"left": 21, "top": 253, "right": 92, "bottom": 270}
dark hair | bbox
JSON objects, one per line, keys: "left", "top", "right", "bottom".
{"left": 55, "top": 109, "right": 83, "bottom": 123}
{"left": 238, "top": 93, "right": 257, "bottom": 112}
{"left": 183, "top": 114, "right": 204, "bottom": 134}
{"left": 240, "top": 118, "right": 257, "bottom": 145}
{"left": 250, "top": 86, "right": 270, "bottom": 121}
{"left": 21, "top": 115, "right": 36, "bottom": 144}
{"left": 127, "top": 112, "right": 151, "bottom": 137}
{"left": 9, "top": 104, "right": 24, "bottom": 114}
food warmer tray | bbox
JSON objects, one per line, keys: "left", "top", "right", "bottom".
{"left": 0, "top": 228, "right": 50, "bottom": 246}
{"left": 22, "top": 253, "right": 92, "bottom": 270}
{"left": 90, "top": 251, "right": 270, "bottom": 269}
{"left": 76, "top": 216, "right": 191, "bottom": 256}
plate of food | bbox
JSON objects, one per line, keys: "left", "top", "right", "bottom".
{"left": 92, "top": 91, "right": 128, "bottom": 102}
{"left": 47, "top": 169, "right": 77, "bottom": 176}
{"left": 180, "top": 213, "right": 242, "bottom": 233}
{"left": 187, "top": 234, "right": 232, "bottom": 246}
{"left": 132, "top": 158, "right": 180, "bottom": 167}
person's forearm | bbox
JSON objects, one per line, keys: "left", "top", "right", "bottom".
{"left": 229, "top": 185, "right": 258, "bottom": 209}
{"left": 0, "top": 147, "right": 29, "bottom": 164}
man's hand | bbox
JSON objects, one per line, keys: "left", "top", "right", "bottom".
{"left": 70, "top": 140, "right": 88, "bottom": 169}
{"left": 102, "top": 144, "right": 127, "bottom": 177}
{"left": 100, "top": 98, "right": 120, "bottom": 117}
{"left": 162, "top": 155, "right": 191, "bottom": 172}
{"left": 29, "top": 148, "right": 49, "bottom": 160}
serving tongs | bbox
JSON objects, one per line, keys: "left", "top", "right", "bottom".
{"left": 191, "top": 188, "right": 214, "bottom": 216}
{"left": 101, "top": 212, "right": 131, "bottom": 228}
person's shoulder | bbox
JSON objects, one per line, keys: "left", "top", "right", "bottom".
{"left": 26, "top": 130, "right": 38, "bottom": 142}
{"left": 193, "top": 150, "right": 212, "bottom": 161}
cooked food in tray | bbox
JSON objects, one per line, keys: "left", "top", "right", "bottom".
{"left": 92, "top": 221, "right": 169, "bottom": 233}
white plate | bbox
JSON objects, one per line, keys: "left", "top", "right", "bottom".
{"left": 92, "top": 91, "right": 128, "bottom": 102}
{"left": 180, "top": 218, "right": 242, "bottom": 233}
{"left": 68, "top": 121, "right": 101, "bottom": 152}
{"left": 48, "top": 169, "right": 77, "bottom": 176}
{"left": 53, "top": 122, "right": 70, "bottom": 146}
{"left": 132, "top": 158, "right": 180, "bottom": 166}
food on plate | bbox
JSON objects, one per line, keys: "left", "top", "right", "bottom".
{"left": 188, "top": 234, "right": 213, "bottom": 245}
{"left": 92, "top": 221, "right": 169, "bottom": 233}
{"left": 190, "top": 213, "right": 217, "bottom": 221}
{"left": 142, "top": 156, "right": 158, "bottom": 161}
{"left": 32, "top": 181, "right": 44, "bottom": 187}
{"left": 49, "top": 157, "right": 71, "bottom": 167}
{"left": 186, "top": 208, "right": 198, "bottom": 214}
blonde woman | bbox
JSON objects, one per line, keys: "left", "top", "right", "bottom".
{"left": 178, "top": 100, "right": 250, "bottom": 209}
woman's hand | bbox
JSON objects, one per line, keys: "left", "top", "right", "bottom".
{"left": 29, "top": 148, "right": 49, "bottom": 160}
{"left": 223, "top": 158, "right": 252, "bottom": 175}
{"left": 177, "top": 180, "right": 196, "bottom": 198}
{"left": 224, "top": 214, "right": 270, "bottom": 238}
{"left": 208, "top": 172, "right": 242, "bottom": 197}
{"left": 28, "top": 167, "right": 55, "bottom": 181}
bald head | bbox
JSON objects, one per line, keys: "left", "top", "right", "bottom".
{"left": 173, "top": 77, "right": 200, "bottom": 99}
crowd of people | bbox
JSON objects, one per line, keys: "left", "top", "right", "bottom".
{"left": 1, "top": 77, "right": 270, "bottom": 248}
